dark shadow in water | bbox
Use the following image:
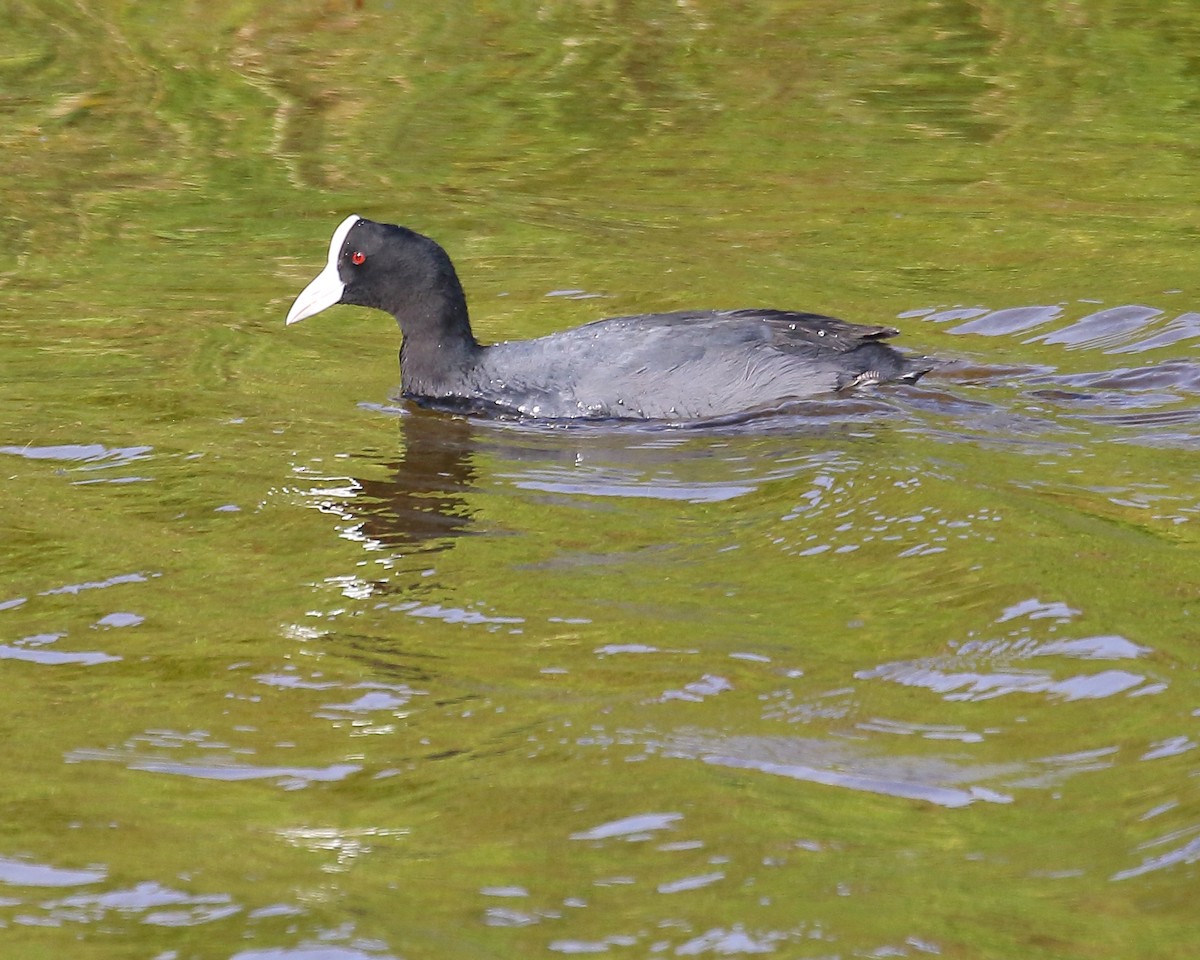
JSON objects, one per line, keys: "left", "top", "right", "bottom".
{"left": 323, "top": 391, "right": 924, "bottom": 563}
{"left": 343, "top": 407, "right": 480, "bottom": 552}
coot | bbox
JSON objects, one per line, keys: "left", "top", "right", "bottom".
{"left": 286, "top": 215, "right": 931, "bottom": 421}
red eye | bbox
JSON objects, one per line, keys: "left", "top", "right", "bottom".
{"left": 351, "top": 250, "right": 366, "bottom": 265}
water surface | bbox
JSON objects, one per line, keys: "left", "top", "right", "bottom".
{"left": 2, "top": 2, "right": 1198, "bottom": 958}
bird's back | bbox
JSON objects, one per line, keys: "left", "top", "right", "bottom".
{"left": 463, "top": 310, "right": 929, "bottom": 420}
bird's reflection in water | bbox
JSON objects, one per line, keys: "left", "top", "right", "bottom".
{"left": 344, "top": 406, "right": 481, "bottom": 553}
{"left": 338, "top": 393, "right": 919, "bottom": 559}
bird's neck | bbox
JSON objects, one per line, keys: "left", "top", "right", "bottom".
{"left": 396, "top": 291, "right": 483, "bottom": 397}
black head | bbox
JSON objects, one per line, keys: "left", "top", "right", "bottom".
{"left": 286, "top": 216, "right": 471, "bottom": 340}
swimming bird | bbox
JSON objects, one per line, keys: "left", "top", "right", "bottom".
{"left": 286, "top": 215, "right": 931, "bottom": 421}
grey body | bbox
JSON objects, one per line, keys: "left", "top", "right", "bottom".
{"left": 444, "top": 309, "right": 919, "bottom": 420}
